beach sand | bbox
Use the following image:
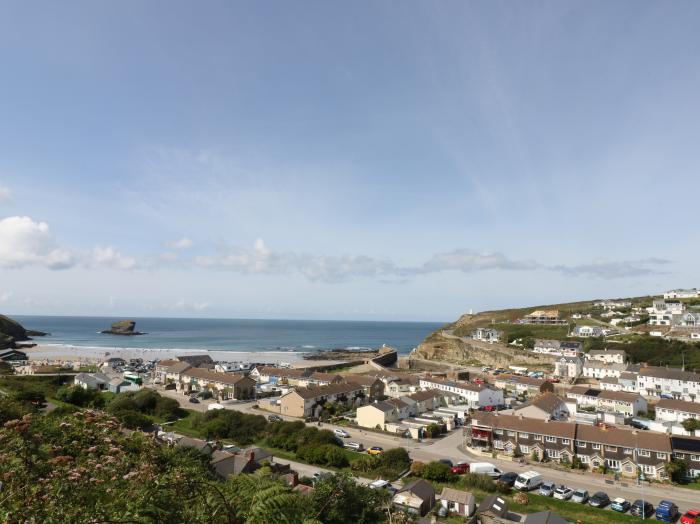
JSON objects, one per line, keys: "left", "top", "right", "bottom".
{"left": 24, "top": 344, "right": 307, "bottom": 366}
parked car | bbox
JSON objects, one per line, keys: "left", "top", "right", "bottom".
{"left": 451, "top": 462, "right": 470, "bottom": 474}
{"left": 611, "top": 498, "right": 631, "bottom": 513}
{"left": 514, "top": 471, "right": 543, "bottom": 491}
{"left": 267, "top": 414, "right": 283, "bottom": 422}
{"left": 630, "top": 420, "right": 649, "bottom": 430}
{"left": 333, "top": 428, "right": 350, "bottom": 438}
{"left": 312, "top": 472, "right": 333, "bottom": 484}
{"left": 588, "top": 492, "right": 610, "bottom": 508}
{"left": 497, "top": 472, "right": 519, "bottom": 488}
{"left": 553, "top": 486, "right": 574, "bottom": 500}
{"left": 438, "top": 459, "right": 453, "bottom": 467}
{"left": 473, "top": 378, "right": 485, "bottom": 385}
{"left": 656, "top": 500, "right": 679, "bottom": 522}
{"left": 571, "top": 489, "right": 589, "bottom": 504}
{"left": 468, "top": 462, "right": 502, "bottom": 479}
{"left": 367, "top": 446, "right": 383, "bottom": 456}
{"left": 188, "top": 396, "right": 200, "bottom": 403}
{"left": 538, "top": 481, "right": 556, "bottom": 497}
{"left": 368, "top": 479, "right": 396, "bottom": 494}
{"left": 344, "top": 442, "right": 364, "bottom": 452}
{"left": 681, "top": 509, "right": 700, "bottom": 524}
{"left": 630, "top": 500, "right": 654, "bottom": 518}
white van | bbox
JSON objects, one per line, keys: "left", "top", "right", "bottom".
{"left": 514, "top": 471, "right": 543, "bottom": 491}
{"left": 468, "top": 462, "right": 502, "bottom": 479}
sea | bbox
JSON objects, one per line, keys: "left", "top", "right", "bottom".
{"left": 12, "top": 316, "right": 444, "bottom": 356}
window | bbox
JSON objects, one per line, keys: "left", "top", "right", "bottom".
{"left": 657, "top": 453, "right": 667, "bottom": 460}
{"left": 562, "top": 439, "right": 570, "bottom": 444}
{"left": 493, "top": 440, "right": 504, "bottom": 449}
{"left": 519, "top": 433, "right": 529, "bottom": 438}
{"left": 642, "top": 464, "right": 655, "bottom": 474}
{"left": 577, "top": 454, "right": 589, "bottom": 463}
{"left": 624, "top": 448, "right": 633, "bottom": 455}
{"left": 507, "top": 431, "right": 516, "bottom": 437}
{"left": 575, "top": 440, "right": 586, "bottom": 447}
{"left": 592, "top": 443, "right": 601, "bottom": 450}
{"left": 545, "top": 436, "right": 557, "bottom": 443}
{"left": 638, "top": 450, "right": 650, "bottom": 457}
{"left": 520, "top": 445, "right": 530, "bottom": 454}
{"left": 605, "top": 446, "right": 617, "bottom": 452}
{"left": 533, "top": 434, "right": 542, "bottom": 441}
{"left": 494, "top": 429, "right": 503, "bottom": 435}
{"left": 547, "top": 449, "right": 561, "bottom": 459}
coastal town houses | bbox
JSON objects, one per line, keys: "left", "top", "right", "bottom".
{"left": 466, "top": 412, "right": 672, "bottom": 480}
{"left": 0, "top": 348, "right": 28, "bottom": 364}
{"left": 671, "top": 435, "right": 700, "bottom": 478}
{"left": 344, "top": 375, "right": 385, "bottom": 401}
{"left": 249, "top": 366, "right": 310, "bottom": 385}
{"left": 637, "top": 366, "right": 700, "bottom": 402}
{"left": 532, "top": 339, "right": 582, "bottom": 357}
{"left": 582, "top": 360, "right": 628, "bottom": 379}
{"left": 588, "top": 348, "right": 627, "bottom": 364}
{"left": 356, "top": 400, "right": 402, "bottom": 430}
{"left": 664, "top": 288, "right": 699, "bottom": 299}
{"left": 297, "top": 372, "right": 345, "bottom": 388}
{"left": 647, "top": 299, "right": 686, "bottom": 326}
{"left": 599, "top": 371, "right": 639, "bottom": 393}
{"left": 553, "top": 356, "right": 583, "bottom": 380}
{"left": 494, "top": 375, "right": 547, "bottom": 398}
{"left": 177, "top": 368, "right": 257, "bottom": 400}
{"left": 680, "top": 311, "right": 700, "bottom": 327}
{"left": 401, "top": 389, "right": 444, "bottom": 415}
{"left": 566, "top": 386, "right": 647, "bottom": 416}
{"left": 655, "top": 398, "right": 700, "bottom": 424}
{"left": 594, "top": 299, "right": 633, "bottom": 310}
{"left": 74, "top": 372, "right": 110, "bottom": 391}
{"left": 279, "top": 382, "right": 366, "bottom": 418}
{"left": 392, "top": 479, "right": 436, "bottom": 517}
{"left": 471, "top": 327, "right": 502, "bottom": 343}
{"left": 175, "top": 354, "right": 215, "bottom": 369}
{"left": 418, "top": 377, "right": 503, "bottom": 408}
{"left": 519, "top": 309, "right": 566, "bottom": 325}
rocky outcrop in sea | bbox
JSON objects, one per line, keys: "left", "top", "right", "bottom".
{"left": 100, "top": 320, "right": 146, "bottom": 336}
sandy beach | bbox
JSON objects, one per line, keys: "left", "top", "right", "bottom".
{"left": 24, "top": 344, "right": 308, "bottom": 366}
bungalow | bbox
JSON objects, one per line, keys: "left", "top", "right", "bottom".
{"left": 179, "top": 368, "right": 257, "bottom": 400}
{"left": 471, "top": 328, "right": 502, "bottom": 343}
{"left": 279, "top": 382, "right": 366, "bottom": 418}
{"left": 588, "top": 348, "right": 627, "bottom": 364}
{"left": 210, "top": 449, "right": 263, "bottom": 479}
{"left": 356, "top": 401, "right": 402, "bottom": 430}
{"left": 74, "top": 372, "right": 111, "bottom": 391}
{"left": 439, "top": 488, "right": 475, "bottom": 518}
{"left": 680, "top": 312, "right": 700, "bottom": 327}
{"left": 108, "top": 378, "right": 140, "bottom": 394}
{"left": 419, "top": 377, "right": 503, "bottom": 408}
{"left": 595, "top": 300, "right": 633, "bottom": 310}
{"left": 655, "top": 398, "right": 700, "bottom": 424}
{"left": 393, "top": 479, "right": 435, "bottom": 516}
{"left": 101, "top": 357, "right": 126, "bottom": 370}
{"left": 664, "top": 288, "right": 699, "bottom": 299}
{"left": 566, "top": 386, "right": 647, "bottom": 416}
{"left": 0, "top": 348, "right": 28, "bottom": 364}
{"left": 572, "top": 325, "right": 604, "bottom": 338}
{"left": 513, "top": 393, "right": 569, "bottom": 421}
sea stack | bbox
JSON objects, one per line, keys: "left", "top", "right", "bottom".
{"left": 100, "top": 320, "right": 146, "bottom": 336}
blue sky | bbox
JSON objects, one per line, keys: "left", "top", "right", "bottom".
{"left": 1, "top": 1, "right": 699, "bottom": 321}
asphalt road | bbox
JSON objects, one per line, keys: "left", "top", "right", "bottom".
{"left": 157, "top": 386, "right": 700, "bottom": 516}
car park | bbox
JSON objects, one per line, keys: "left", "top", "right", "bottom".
{"left": 267, "top": 414, "right": 283, "bottom": 422}
{"left": 611, "top": 497, "right": 631, "bottom": 513}
{"left": 451, "top": 462, "right": 470, "bottom": 474}
{"left": 538, "top": 482, "right": 556, "bottom": 497}
{"left": 333, "top": 428, "right": 350, "bottom": 438}
{"left": 630, "top": 500, "right": 654, "bottom": 518}
{"left": 588, "top": 491, "right": 610, "bottom": 508}
{"left": 570, "top": 489, "right": 588, "bottom": 504}
{"left": 367, "top": 446, "right": 383, "bottom": 456}
{"left": 656, "top": 500, "right": 679, "bottom": 522}
{"left": 497, "top": 472, "right": 519, "bottom": 487}
{"left": 552, "top": 486, "right": 573, "bottom": 500}
{"left": 681, "top": 509, "right": 700, "bottom": 524}
{"left": 344, "top": 442, "right": 364, "bottom": 451}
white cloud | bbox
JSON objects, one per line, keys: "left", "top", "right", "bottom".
{"left": 0, "top": 291, "right": 13, "bottom": 303}
{"left": 0, "top": 216, "right": 75, "bottom": 269}
{"left": 417, "top": 249, "right": 540, "bottom": 273}
{"left": 550, "top": 258, "right": 672, "bottom": 279}
{"left": 0, "top": 185, "right": 10, "bottom": 202}
{"left": 165, "top": 237, "right": 193, "bottom": 250}
{"left": 91, "top": 246, "right": 137, "bottom": 270}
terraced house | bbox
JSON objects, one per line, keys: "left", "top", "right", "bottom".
{"left": 566, "top": 386, "right": 647, "bottom": 416}
{"left": 637, "top": 366, "right": 700, "bottom": 402}
{"left": 418, "top": 377, "right": 503, "bottom": 408}
{"left": 178, "top": 368, "right": 257, "bottom": 400}
{"left": 466, "top": 413, "right": 672, "bottom": 480}
{"left": 279, "top": 382, "right": 366, "bottom": 418}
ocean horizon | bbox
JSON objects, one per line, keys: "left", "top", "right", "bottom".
{"left": 12, "top": 315, "right": 445, "bottom": 355}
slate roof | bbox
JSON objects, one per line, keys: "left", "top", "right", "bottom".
{"left": 397, "top": 479, "right": 435, "bottom": 501}
{"left": 369, "top": 401, "right": 399, "bottom": 413}
{"left": 657, "top": 398, "right": 700, "bottom": 415}
{"left": 290, "top": 382, "right": 363, "bottom": 400}
{"left": 639, "top": 366, "right": 700, "bottom": 383}
{"left": 439, "top": 487, "right": 474, "bottom": 505}
{"left": 407, "top": 390, "right": 444, "bottom": 402}
{"left": 529, "top": 393, "right": 566, "bottom": 413}
{"left": 182, "top": 368, "right": 255, "bottom": 386}
{"left": 477, "top": 495, "right": 508, "bottom": 517}
{"left": 165, "top": 361, "right": 193, "bottom": 374}
{"left": 523, "top": 511, "right": 570, "bottom": 524}
{"left": 176, "top": 354, "right": 215, "bottom": 366}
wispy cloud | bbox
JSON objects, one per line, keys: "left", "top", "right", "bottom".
{"left": 165, "top": 237, "right": 193, "bottom": 250}
{"left": 0, "top": 185, "right": 10, "bottom": 202}
{"left": 550, "top": 258, "right": 672, "bottom": 279}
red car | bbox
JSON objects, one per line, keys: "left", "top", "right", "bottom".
{"left": 473, "top": 378, "right": 485, "bottom": 385}
{"left": 681, "top": 509, "right": 700, "bottom": 524}
{"left": 451, "top": 462, "right": 470, "bottom": 474}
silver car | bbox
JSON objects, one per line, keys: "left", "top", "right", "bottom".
{"left": 538, "top": 481, "right": 556, "bottom": 497}
{"left": 553, "top": 486, "right": 573, "bottom": 500}
{"left": 571, "top": 489, "right": 589, "bottom": 504}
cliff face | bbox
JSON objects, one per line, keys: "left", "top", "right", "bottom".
{"left": 0, "top": 315, "right": 41, "bottom": 349}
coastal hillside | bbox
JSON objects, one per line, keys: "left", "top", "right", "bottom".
{"left": 413, "top": 294, "right": 700, "bottom": 369}
{"left": 0, "top": 315, "right": 46, "bottom": 349}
